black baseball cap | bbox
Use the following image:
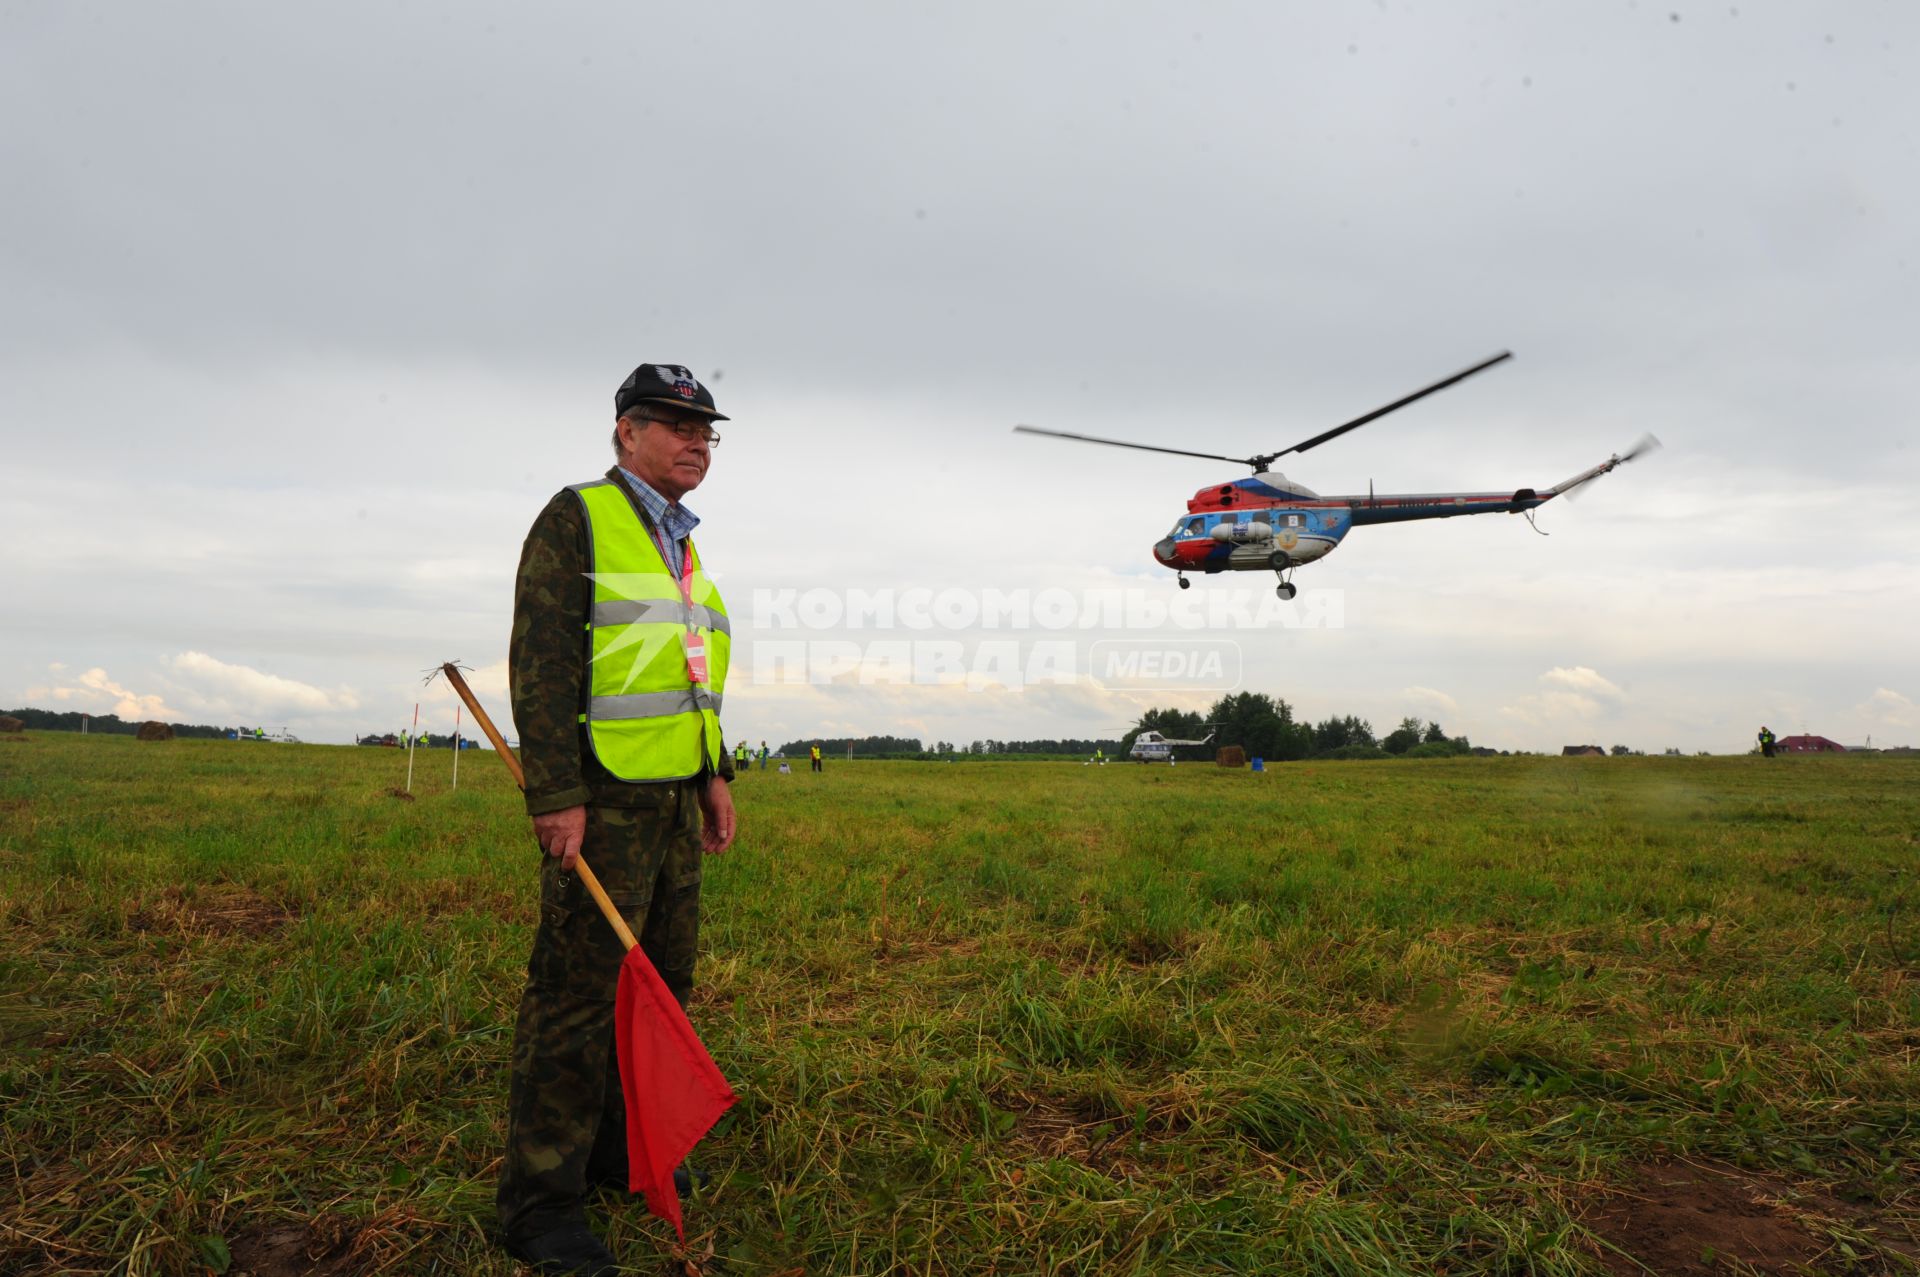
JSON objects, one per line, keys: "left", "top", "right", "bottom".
{"left": 614, "top": 363, "right": 729, "bottom": 421}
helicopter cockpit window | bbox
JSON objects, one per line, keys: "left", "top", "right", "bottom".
{"left": 1181, "top": 518, "right": 1205, "bottom": 538}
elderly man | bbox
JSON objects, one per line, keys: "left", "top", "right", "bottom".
{"left": 498, "top": 363, "right": 739, "bottom": 1276}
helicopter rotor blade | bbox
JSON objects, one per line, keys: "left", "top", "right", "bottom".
{"left": 1256, "top": 350, "right": 1513, "bottom": 467}
{"left": 1012, "top": 425, "right": 1257, "bottom": 468}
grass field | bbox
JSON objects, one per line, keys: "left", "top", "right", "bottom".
{"left": 2, "top": 732, "right": 1916, "bottom": 1275}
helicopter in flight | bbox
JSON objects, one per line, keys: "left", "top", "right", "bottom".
{"left": 1017, "top": 352, "right": 1658, "bottom": 598}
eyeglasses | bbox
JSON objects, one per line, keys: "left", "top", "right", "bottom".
{"left": 643, "top": 415, "right": 722, "bottom": 447}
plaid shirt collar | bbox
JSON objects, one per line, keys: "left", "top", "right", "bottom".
{"left": 616, "top": 466, "right": 701, "bottom": 560}
{"left": 618, "top": 462, "right": 702, "bottom": 572}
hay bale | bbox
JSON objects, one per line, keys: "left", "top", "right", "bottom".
{"left": 1216, "top": 745, "right": 1246, "bottom": 768}
{"left": 135, "top": 720, "right": 175, "bottom": 741}
{"left": 0, "top": 715, "right": 23, "bottom": 734}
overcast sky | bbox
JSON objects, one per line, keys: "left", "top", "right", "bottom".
{"left": 4, "top": 2, "right": 1915, "bottom": 754}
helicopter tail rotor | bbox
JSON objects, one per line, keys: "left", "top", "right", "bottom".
{"left": 1556, "top": 433, "right": 1663, "bottom": 502}
{"left": 1617, "top": 433, "right": 1663, "bottom": 465}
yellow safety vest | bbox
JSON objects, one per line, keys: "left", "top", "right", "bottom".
{"left": 570, "top": 478, "right": 730, "bottom": 782}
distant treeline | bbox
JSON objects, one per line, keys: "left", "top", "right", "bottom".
{"left": 3, "top": 708, "right": 234, "bottom": 740}
{"left": 1122, "top": 692, "right": 1482, "bottom": 762}
{"left": 772, "top": 735, "right": 933, "bottom": 757}
{"left": 764, "top": 690, "right": 1501, "bottom": 763}
{"left": 772, "top": 735, "right": 1123, "bottom": 759}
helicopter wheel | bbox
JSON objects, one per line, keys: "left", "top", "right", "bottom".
{"left": 1177, "top": 576, "right": 1191, "bottom": 590}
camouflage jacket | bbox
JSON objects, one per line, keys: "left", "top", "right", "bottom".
{"left": 510, "top": 466, "right": 734, "bottom": 815}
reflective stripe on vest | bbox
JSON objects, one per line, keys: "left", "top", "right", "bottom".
{"left": 590, "top": 598, "right": 732, "bottom": 635}
{"left": 569, "top": 478, "right": 730, "bottom": 782}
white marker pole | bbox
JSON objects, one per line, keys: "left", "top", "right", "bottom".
{"left": 405, "top": 702, "right": 419, "bottom": 793}
{"left": 451, "top": 703, "right": 462, "bottom": 791}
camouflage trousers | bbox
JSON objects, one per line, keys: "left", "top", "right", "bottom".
{"left": 496, "top": 780, "right": 705, "bottom": 1241}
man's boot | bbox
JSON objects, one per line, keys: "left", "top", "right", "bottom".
{"left": 503, "top": 1223, "right": 620, "bottom": 1277}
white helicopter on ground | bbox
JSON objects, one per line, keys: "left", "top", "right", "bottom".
{"left": 1129, "top": 729, "right": 1215, "bottom": 763}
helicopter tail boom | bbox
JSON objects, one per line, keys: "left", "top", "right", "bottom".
{"left": 1546, "top": 434, "right": 1662, "bottom": 501}
{"left": 1545, "top": 459, "right": 1616, "bottom": 499}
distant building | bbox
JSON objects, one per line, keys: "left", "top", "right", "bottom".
{"left": 1562, "top": 745, "right": 1605, "bottom": 757}
{"left": 1776, "top": 734, "right": 1845, "bottom": 754}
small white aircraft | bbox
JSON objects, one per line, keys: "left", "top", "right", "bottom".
{"left": 1128, "top": 729, "right": 1215, "bottom": 763}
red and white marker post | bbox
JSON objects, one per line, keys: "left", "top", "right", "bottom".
{"left": 405, "top": 702, "right": 420, "bottom": 793}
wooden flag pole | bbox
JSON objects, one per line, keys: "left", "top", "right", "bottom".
{"left": 437, "top": 663, "right": 637, "bottom": 951}
{"left": 438, "top": 665, "right": 520, "bottom": 783}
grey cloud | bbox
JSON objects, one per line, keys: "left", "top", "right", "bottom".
{"left": 3, "top": 2, "right": 1915, "bottom": 750}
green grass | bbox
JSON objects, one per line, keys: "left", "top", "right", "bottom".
{"left": 2, "top": 734, "right": 1916, "bottom": 1274}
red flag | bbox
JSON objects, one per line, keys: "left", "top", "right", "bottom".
{"left": 613, "top": 945, "right": 737, "bottom": 1241}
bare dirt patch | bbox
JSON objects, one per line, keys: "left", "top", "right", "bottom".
{"left": 1004, "top": 1088, "right": 1197, "bottom": 1181}
{"left": 1581, "top": 1159, "right": 1842, "bottom": 1276}
{"left": 127, "top": 884, "right": 298, "bottom": 939}
{"left": 227, "top": 1210, "right": 438, "bottom": 1276}
{"left": 1008, "top": 1090, "right": 1124, "bottom": 1165}
{"left": 385, "top": 787, "right": 416, "bottom": 802}
{"left": 228, "top": 1221, "right": 363, "bottom": 1276}
{"left": 1115, "top": 928, "right": 1197, "bottom": 966}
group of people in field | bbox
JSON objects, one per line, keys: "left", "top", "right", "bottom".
{"left": 731, "top": 740, "right": 826, "bottom": 773}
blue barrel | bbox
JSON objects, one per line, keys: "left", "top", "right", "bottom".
{"left": 1250, "top": 757, "right": 1265, "bottom": 772}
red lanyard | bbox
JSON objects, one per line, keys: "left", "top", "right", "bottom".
{"left": 672, "top": 539, "right": 695, "bottom": 611}
{"left": 671, "top": 540, "right": 711, "bottom": 687}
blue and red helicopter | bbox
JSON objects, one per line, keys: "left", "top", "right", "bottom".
{"left": 1018, "top": 352, "right": 1657, "bottom": 599}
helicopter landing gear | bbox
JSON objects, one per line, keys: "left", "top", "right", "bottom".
{"left": 1269, "top": 551, "right": 1297, "bottom": 599}
{"left": 1177, "top": 575, "right": 1191, "bottom": 590}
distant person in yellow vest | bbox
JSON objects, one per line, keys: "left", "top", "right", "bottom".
{"left": 497, "top": 361, "right": 739, "bottom": 1275}
{"left": 758, "top": 740, "right": 769, "bottom": 770}
{"left": 810, "top": 743, "right": 823, "bottom": 773}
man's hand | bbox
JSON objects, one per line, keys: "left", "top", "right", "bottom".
{"left": 531, "top": 805, "right": 587, "bottom": 871}
{"left": 700, "top": 777, "right": 736, "bottom": 855}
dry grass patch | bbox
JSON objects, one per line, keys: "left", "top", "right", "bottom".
{"left": 1002, "top": 1089, "right": 1189, "bottom": 1182}
{"left": 870, "top": 933, "right": 982, "bottom": 966}
{"left": 127, "top": 883, "right": 299, "bottom": 939}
